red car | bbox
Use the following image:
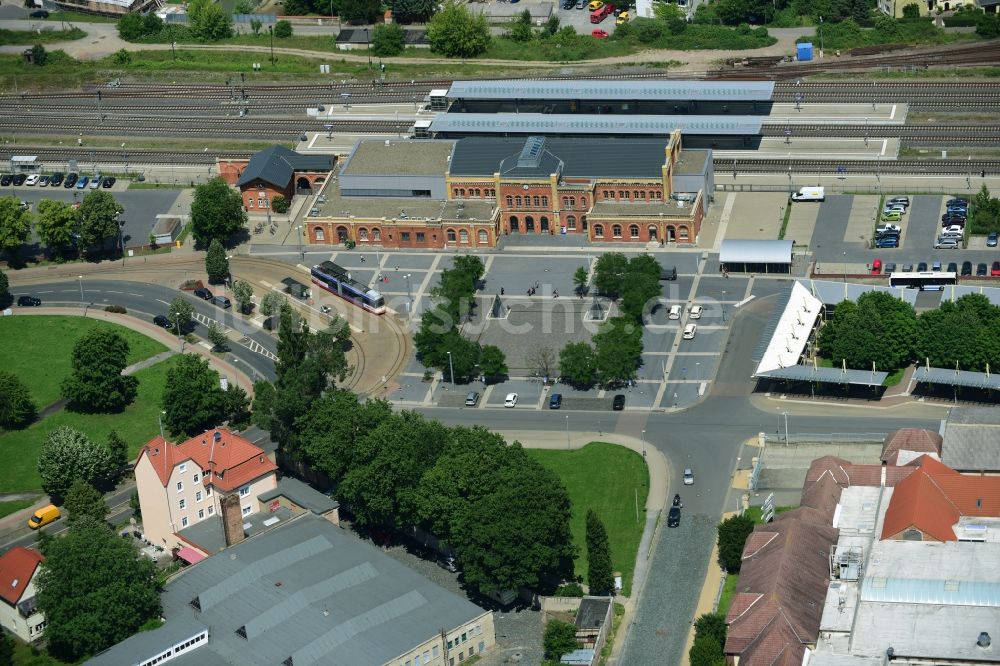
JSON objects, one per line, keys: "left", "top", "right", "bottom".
{"left": 592, "top": 29, "right": 609, "bottom": 37}
{"left": 871, "top": 258, "right": 882, "bottom": 275}
{"left": 992, "top": 261, "right": 1000, "bottom": 277}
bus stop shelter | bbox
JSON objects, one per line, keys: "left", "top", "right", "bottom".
{"left": 719, "top": 239, "right": 792, "bottom": 274}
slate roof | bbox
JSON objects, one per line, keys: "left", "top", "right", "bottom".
{"left": 881, "top": 428, "right": 942, "bottom": 465}
{"left": 258, "top": 477, "right": 339, "bottom": 515}
{"left": 575, "top": 597, "right": 611, "bottom": 632}
{"left": 448, "top": 137, "right": 672, "bottom": 179}
{"left": 136, "top": 428, "right": 277, "bottom": 493}
{"left": 92, "top": 513, "right": 490, "bottom": 666}
{"left": 0, "top": 547, "right": 43, "bottom": 606}
{"left": 236, "top": 145, "right": 335, "bottom": 188}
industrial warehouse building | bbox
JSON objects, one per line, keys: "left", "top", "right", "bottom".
{"left": 306, "top": 130, "right": 712, "bottom": 249}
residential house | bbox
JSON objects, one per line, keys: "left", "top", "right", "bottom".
{"left": 0, "top": 547, "right": 45, "bottom": 643}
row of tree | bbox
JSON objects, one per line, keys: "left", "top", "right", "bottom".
{"left": 971, "top": 184, "right": 1000, "bottom": 235}
{"left": 0, "top": 192, "right": 124, "bottom": 262}
{"left": 818, "top": 292, "right": 1000, "bottom": 373}
{"left": 414, "top": 255, "right": 508, "bottom": 383}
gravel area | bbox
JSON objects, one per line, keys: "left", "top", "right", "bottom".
{"left": 618, "top": 513, "right": 716, "bottom": 666}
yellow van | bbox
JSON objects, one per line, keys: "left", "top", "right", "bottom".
{"left": 588, "top": 0, "right": 604, "bottom": 10}
{"left": 27, "top": 504, "right": 60, "bottom": 530}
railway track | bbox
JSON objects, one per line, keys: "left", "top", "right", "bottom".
{"left": 760, "top": 123, "right": 1000, "bottom": 144}
{"left": 718, "top": 158, "right": 1000, "bottom": 174}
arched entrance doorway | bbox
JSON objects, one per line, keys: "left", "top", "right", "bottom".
{"left": 540, "top": 216, "right": 549, "bottom": 232}
{"left": 336, "top": 226, "right": 348, "bottom": 242}
{"left": 296, "top": 176, "right": 312, "bottom": 192}
{"left": 666, "top": 225, "right": 676, "bottom": 242}
{"left": 648, "top": 225, "right": 658, "bottom": 241}
{"left": 509, "top": 216, "right": 519, "bottom": 233}
{"left": 525, "top": 216, "right": 535, "bottom": 232}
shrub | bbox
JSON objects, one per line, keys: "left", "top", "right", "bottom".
{"left": 554, "top": 582, "right": 584, "bottom": 597}
{"left": 273, "top": 19, "right": 293, "bottom": 38}
{"left": 104, "top": 305, "right": 127, "bottom": 314}
{"left": 271, "top": 194, "right": 289, "bottom": 214}
{"left": 371, "top": 22, "right": 406, "bottom": 57}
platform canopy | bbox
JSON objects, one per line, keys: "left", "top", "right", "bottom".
{"left": 446, "top": 79, "right": 775, "bottom": 102}
{"left": 429, "top": 113, "right": 763, "bottom": 136}
{"left": 914, "top": 366, "right": 1000, "bottom": 391}
{"left": 754, "top": 280, "right": 822, "bottom": 377}
{"left": 720, "top": 239, "right": 793, "bottom": 266}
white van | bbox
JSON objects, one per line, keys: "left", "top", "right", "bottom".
{"left": 791, "top": 186, "right": 825, "bottom": 202}
{"left": 668, "top": 305, "right": 681, "bottom": 320}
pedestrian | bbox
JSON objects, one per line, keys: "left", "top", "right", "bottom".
{"left": 553, "top": 290, "right": 559, "bottom": 298}
{"left": 535, "top": 280, "right": 540, "bottom": 289}
{"left": 500, "top": 287, "right": 505, "bottom": 296}
{"left": 360, "top": 255, "right": 365, "bottom": 263}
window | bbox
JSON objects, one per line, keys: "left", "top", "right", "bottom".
{"left": 461, "top": 632, "right": 467, "bottom": 642}
{"left": 474, "top": 188, "right": 481, "bottom": 197}
{"left": 416, "top": 232, "right": 426, "bottom": 243}
{"left": 621, "top": 191, "right": 630, "bottom": 199}
{"left": 179, "top": 463, "right": 187, "bottom": 474}
{"left": 198, "top": 509, "right": 204, "bottom": 519}
{"left": 450, "top": 659, "right": 455, "bottom": 666}
{"left": 239, "top": 486, "right": 250, "bottom": 497}
{"left": 179, "top": 498, "right": 186, "bottom": 509}
{"left": 608, "top": 190, "right": 616, "bottom": 199}
{"left": 459, "top": 188, "right": 466, "bottom": 197}
{"left": 478, "top": 229, "right": 488, "bottom": 244}
{"left": 459, "top": 230, "right": 469, "bottom": 244}
{"left": 248, "top": 198, "right": 254, "bottom": 209}
{"left": 207, "top": 505, "right": 215, "bottom": 515}
{"left": 196, "top": 491, "right": 203, "bottom": 502}
{"left": 630, "top": 225, "right": 640, "bottom": 239}
{"left": 569, "top": 196, "right": 576, "bottom": 207}
{"left": 314, "top": 227, "right": 325, "bottom": 241}
{"left": 401, "top": 232, "right": 411, "bottom": 241}
{"left": 458, "top": 654, "right": 464, "bottom": 663}
{"left": 448, "top": 640, "right": 453, "bottom": 649}
{"left": 515, "top": 196, "right": 522, "bottom": 207}
{"left": 567, "top": 215, "right": 576, "bottom": 230}
{"left": 533, "top": 196, "right": 540, "bottom": 207}
{"left": 633, "top": 190, "right": 640, "bottom": 199}
{"left": 359, "top": 228, "right": 369, "bottom": 241}
{"left": 562, "top": 196, "right": 569, "bottom": 207}
{"left": 679, "top": 226, "right": 690, "bottom": 240}
{"left": 176, "top": 481, "right": 183, "bottom": 492}
{"left": 447, "top": 229, "right": 456, "bottom": 242}
{"left": 373, "top": 228, "right": 381, "bottom": 241}
{"left": 488, "top": 189, "right": 495, "bottom": 197}
{"left": 506, "top": 195, "right": 513, "bottom": 207}
{"left": 581, "top": 197, "right": 587, "bottom": 208}
{"left": 241, "top": 505, "right": 252, "bottom": 516}
{"left": 594, "top": 224, "right": 604, "bottom": 238}
{"left": 478, "top": 641, "right": 485, "bottom": 653}
{"left": 422, "top": 651, "right": 430, "bottom": 664}
{"left": 181, "top": 517, "right": 189, "bottom": 527}
{"left": 541, "top": 196, "right": 548, "bottom": 207}
{"left": 193, "top": 472, "right": 199, "bottom": 484}
{"left": 205, "top": 486, "right": 212, "bottom": 497}
{"left": 258, "top": 198, "right": 266, "bottom": 208}
{"left": 613, "top": 224, "right": 622, "bottom": 238}
{"left": 432, "top": 646, "right": 439, "bottom": 658}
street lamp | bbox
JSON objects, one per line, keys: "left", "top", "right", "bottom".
{"left": 78, "top": 275, "right": 84, "bottom": 314}
{"left": 722, "top": 289, "right": 727, "bottom": 322}
{"left": 446, "top": 350, "right": 455, "bottom": 385}
{"left": 365, "top": 28, "right": 371, "bottom": 68}
{"left": 818, "top": 15, "right": 824, "bottom": 55}
{"left": 297, "top": 224, "right": 304, "bottom": 260}
{"left": 565, "top": 415, "right": 570, "bottom": 450}
{"left": 268, "top": 25, "right": 275, "bottom": 65}
{"left": 843, "top": 251, "right": 847, "bottom": 281}
{"left": 782, "top": 412, "right": 789, "bottom": 443}
{"left": 404, "top": 273, "right": 412, "bottom": 314}
{"left": 121, "top": 142, "right": 127, "bottom": 174}
{"left": 641, "top": 429, "right": 646, "bottom": 458}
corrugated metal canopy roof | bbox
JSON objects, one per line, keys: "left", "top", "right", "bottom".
{"left": 430, "top": 113, "right": 763, "bottom": 136}
{"left": 914, "top": 366, "right": 1000, "bottom": 390}
{"left": 805, "top": 280, "right": 918, "bottom": 307}
{"left": 720, "top": 239, "right": 793, "bottom": 265}
{"left": 447, "top": 79, "right": 775, "bottom": 101}
{"left": 941, "top": 284, "right": 1000, "bottom": 306}
{"left": 756, "top": 366, "right": 889, "bottom": 386}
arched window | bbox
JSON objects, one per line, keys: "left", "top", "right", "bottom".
{"left": 581, "top": 197, "right": 587, "bottom": 208}
{"left": 372, "top": 228, "right": 381, "bottom": 241}
{"left": 541, "top": 196, "right": 548, "bottom": 207}
{"left": 460, "top": 188, "right": 466, "bottom": 197}
{"left": 447, "top": 229, "right": 456, "bottom": 242}
{"left": 506, "top": 195, "right": 514, "bottom": 207}
{"left": 593, "top": 224, "right": 604, "bottom": 238}
{"left": 633, "top": 191, "right": 640, "bottom": 199}
{"left": 248, "top": 199, "right": 254, "bottom": 208}
{"left": 475, "top": 188, "right": 481, "bottom": 197}
{"left": 478, "top": 229, "right": 488, "bottom": 244}
{"left": 679, "top": 226, "right": 690, "bottom": 240}
{"left": 459, "top": 229, "right": 469, "bottom": 243}
{"left": 567, "top": 215, "right": 576, "bottom": 230}
{"left": 629, "top": 225, "right": 639, "bottom": 239}
{"left": 515, "top": 196, "right": 523, "bottom": 207}
{"left": 533, "top": 196, "right": 540, "bottom": 207}
{"left": 562, "top": 196, "right": 570, "bottom": 207}
{"left": 621, "top": 191, "right": 630, "bottom": 199}
{"left": 612, "top": 224, "right": 622, "bottom": 238}
{"left": 359, "top": 228, "right": 369, "bottom": 241}
{"left": 608, "top": 191, "right": 616, "bottom": 199}
{"left": 488, "top": 189, "right": 495, "bottom": 197}
{"left": 569, "top": 197, "right": 576, "bottom": 208}
{"left": 336, "top": 226, "right": 348, "bottom": 241}
{"left": 314, "top": 226, "right": 325, "bottom": 241}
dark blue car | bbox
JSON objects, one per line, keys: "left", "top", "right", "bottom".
{"left": 549, "top": 393, "right": 562, "bottom": 409}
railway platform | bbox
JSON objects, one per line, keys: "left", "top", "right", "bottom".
{"left": 767, "top": 102, "right": 908, "bottom": 125}
{"left": 716, "top": 137, "right": 900, "bottom": 161}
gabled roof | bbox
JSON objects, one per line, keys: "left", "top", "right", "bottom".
{"left": 136, "top": 428, "right": 277, "bottom": 493}
{"left": 802, "top": 455, "right": 918, "bottom": 496}
{"left": 881, "top": 428, "right": 942, "bottom": 465}
{"left": 881, "top": 454, "right": 1000, "bottom": 541}
{"left": 236, "top": 145, "right": 335, "bottom": 188}
{"left": 0, "top": 547, "right": 43, "bottom": 606}
{"left": 736, "top": 608, "right": 807, "bottom": 666}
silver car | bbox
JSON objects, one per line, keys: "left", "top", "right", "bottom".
{"left": 934, "top": 238, "right": 960, "bottom": 249}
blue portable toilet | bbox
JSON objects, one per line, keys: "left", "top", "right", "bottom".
{"left": 797, "top": 42, "right": 814, "bottom": 61}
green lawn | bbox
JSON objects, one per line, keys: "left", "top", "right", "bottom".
{"left": 0, "top": 356, "right": 177, "bottom": 494}
{"left": 716, "top": 573, "right": 739, "bottom": 617}
{"left": 0, "top": 28, "right": 85, "bottom": 45}
{"left": 0, "top": 499, "right": 35, "bottom": 519}
{"left": 0, "top": 316, "right": 167, "bottom": 408}
{"left": 13, "top": 640, "right": 68, "bottom": 666}
{"left": 526, "top": 442, "right": 648, "bottom": 596}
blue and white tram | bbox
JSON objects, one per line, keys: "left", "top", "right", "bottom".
{"left": 310, "top": 261, "right": 386, "bottom": 314}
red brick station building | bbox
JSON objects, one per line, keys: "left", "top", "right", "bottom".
{"left": 222, "top": 131, "right": 713, "bottom": 249}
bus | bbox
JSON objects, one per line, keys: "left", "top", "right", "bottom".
{"left": 889, "top": 271, "right": 957, "bottom": 291}
{"left": 310, "top": 261, "right": 386, "bottom": 314}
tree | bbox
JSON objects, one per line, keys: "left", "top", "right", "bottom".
{"left": 652, "top": 3, "right": 685, "bottom": 33}
{"left": 207, "top": 321, "right": 229, "bottom": 350}
{"left": 694, "top": 613, "right": 727, "bottom": 648}
{"left": 37, "top": 427, "right": 117, "bottom": 500}
{"left": 30, "top": 44, "right": 48, "bottom": 66}
{"left": 717, "top": 513, "right": 754, "bottom": 572}
{"left": 593, "top": 317, "right": 643, "bottom": 387}
{"left": 0, "top": 196, "right": 32, "bottom": 259}
{"left": 117, "top": 11, "right": 159, "bottom": 40}
{"left": 234, "top": 0, "right": 255, "bottom": 13}
{"left": 573, "top": 265, "right": 589, "bottom": 297}
{"left": 393, "top": 0, "right": 437, "bottom": 21}
{"left": 0, "top": 268, "right": 9, "bottom": 309}
{"left": 508, "top": 9, "right": 533, "bottom": 41}
{"left": 78, "top": 190, "right": 124, "bottom": 253}
{"left": 106, "top": 429, "right": 129, "bottom": 474}
{"left": 161, "top": 354, "right": 228, "bottom": 437}
{"left": 205, "top": 238, "right": 230, "bottom": 284}
{"left": 819, "top": 292, "right": 917, "bottom": 371}
{"left": 372, "top": 22, "right": 406, "bottom": 56}
{"left": 295, "top": 391, "right": 393, "bottom": 483}
{"left": 168, "top": 296, "right": 194, "bottom": 334}
{"left": 689, "top": 634, "right": 727, "bottom": 666}
{"left": 427, "top": 0, "right": 491, "bottom": 58}
{"left": 270, "top": 193, "right": 288, "bottom": 213}
{"left": 478, "top": 344, "right": 508, "bottom": 381}
{"left": 593, "top": 252, "right": 629, "bottom": 299}
{"left": 0, "top": 370, "right": 36, "bottom": 429}
{"left": 901, "top": 2, "right": 920, "bottom": 17}
{"left": 586, "top": 509, "right": 615, "bottom": 596}
{"left": 543, "top": 619, "right": 579, "bottom": 661}
{"left": 0, "top": 630, "right": 12, "bottom": 666}
{"left": 232, "top": 279, "right": 254, "bottom": 314}
{"left": 223, "top": 383, "right": 252, "bottom": 430}
{"left": 273, "top": 19, "right": 293, "bottom": 37}
{"left": 63, "top": 480, "right": 109, "bottom": 525}
{"left": 259, "top": 291, "right": 287, "bottom": 328}
{"left": 620, "top": 255, "right": 662, "bottom": 323}
{"left": 527, "top": 345, "right": 557, "bottom": 380}
{"left": 61, "top": 328, "right": 138, "bottom": 413}
{"left": 250, "top": 17, "right": 262, "bottom": 35}
{"left": 190, "top": 177, "right": 247, "bottom": 247}
{"left": 36, "top": 517, "right": 160, "bottom": 662}
{"left": 36, "top": 199, "right": 80, "bottom": 257}
{"left": 543, "top": 14, "right": 560, "bottom": 34}
{"left": 188, "top": 0, "right": 233, "bottom": 40}
{"left": 341, "top": 0, "right": 381, "bottom": 22}
{"left": 559, "top": 342, "right": 597, "bottom": 389}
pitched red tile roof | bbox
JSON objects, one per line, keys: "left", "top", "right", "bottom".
{"left": 726, "top": 592, "right": 763, "bottom": 624}
{"left": 735, "top": 608, "right": 808, "bottom": 666}
{"left": 881, "top": 454, "right": 1000, "bottom": 541}
{"left": 136, "top": 428, "right": 276, "bottom": 493}
{"left": 0, "top": 547, "right": 43, "bottom": 606}
{"left": 802, "top": 456, "right": 917, "bottom": 497}
{"left": 881, "top": 428, "right": 942, "bottom": 465}
{"left": 800, "top": 473, "right": 843, "bottom": 521}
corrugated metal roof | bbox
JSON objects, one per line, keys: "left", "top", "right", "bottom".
{"left": 862, "top": 577, "right": 1000, "bottom": 606}
{"left": 803, "top": 280, "right": 918, "bottom": 307}
{"left": 756, "top": 366, "right": 889, "bottom": 386}
{"left": 914, "top": 366, "right": 1000, "bottom": 390}
{"left": 430, "top": 113, "right": 763, "bottom": 136}
{"left": 447, "top": 79, "right": 775, "bottom": 101}
{"left": 720, "top": 239, "right": 792, "bottom": 265}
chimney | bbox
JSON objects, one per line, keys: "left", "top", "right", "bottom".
{"left": 221, "top": 493, "right": 246, "bottom": 547}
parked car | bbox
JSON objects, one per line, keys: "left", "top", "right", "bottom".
{"left": 932, "top": 261, "right": 942, "bottom": 271}
{"left": 668, "top": 304, "right": 681, "bottom": 320}
{"left": 884, "top": 262, "right": 897, "bottom": 273}
{"left": 193, "top": 287, "right": 213, "bottom": 300}
{"left": 888, "top": 196, "right": 910, "bottom": 207}
{"left": 993, "top": 261, "right": 1000, "bottom": 277}
{"left": 102, "top": 176, "right": 116, "bottom": 188}
{"left": 27, "top": 505, "right": 59, "bottom": 530}
{"left": 76, "top": 176, "right": 89, "bottom": 189}
{"left": 881, "top": 211, "right": 903, "bottom": 222}
{"left": 0, "top": 174, "right": 11, "bottom": 186}
{"left": 591, "top": 29, "right": 609, "bottom": 37}
{"left": 39, "top": 175, "right": 50, "bottom": 187}
{"left": 29, "top": 9, "right": 50, "bottom": 18}
{"left": 682, "top": 323, "right": 697, "bottom": 339}
{"left": 17, "top": 296, "right": 41, "bottom": 306}
{"left": 89, "top": 174, "right": 102, "bottom": 189}
{"left": 871, "top": 258, "right": 882, "bottom": 275}
{"left": 875, "top": 237, "right": 899, "bottom": 249}
{"left": 883, "top": 204, "right": 906, "bottom": 215}
{"left": 211, "top": 295, "right": 232, "bottom": 309}
{"left": 977, "top": 263, "right": 989, "bottom": 276}
{"left": 49, "top": 172, "right": 64, "bottom": 186}
{"left": 24, "top": 174, "right": 39, "bottom": 186}
{"left": 504, "top": 393, "right": 518, "bottom": 408}
{"left": 942, "top": 225, "right": 964, "bottom": 236}
{"left": 989, "top": 232, "right": 999, "bottom": 248}
{"left": 942, "top": 213, "right": 966, "bottom": 224}
{"left": 667, "top": 506, "right": 681, "bottom": 528}
{"left": 12, "top": 174, "right": 26, "bottom": 186}
{"left": 673, "top": 493, "right": 683, "bottom": 508}
{"left": 947, "top": 262, "right": 958, "bottom": 273}
{"left": 683, "top": 468, "right": 694, "bottom": 485}
{"left": 902, "top": 263, "right": 914, "bottom": 272}
{"left": 689, "top": 305, "right": 703, "bottom": 319}
{"left": 616, "top": 10, "right": 629, "bottom": 23}
{"left": 153, "top": 315, "right": 173, "bottom": 329}
{"left": 917, "top": 262, "right": 928, "bottom": 272}
{"left": 63, "top": 172, "right": 78, "bottom": 188}
{"left": 612, "top": 394, "right": 625, "bottom": 410}
{"left": 946, "top": 198, "right": 969, "bottom": 207}
{"left": 876, "top": 223, "right": 901, "bottom": 235}
{"left": 549, "top": 393, "right": 563, "bottom": 409}
{"left": 962, "top": 261, "right": 973, "bottom": 276}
